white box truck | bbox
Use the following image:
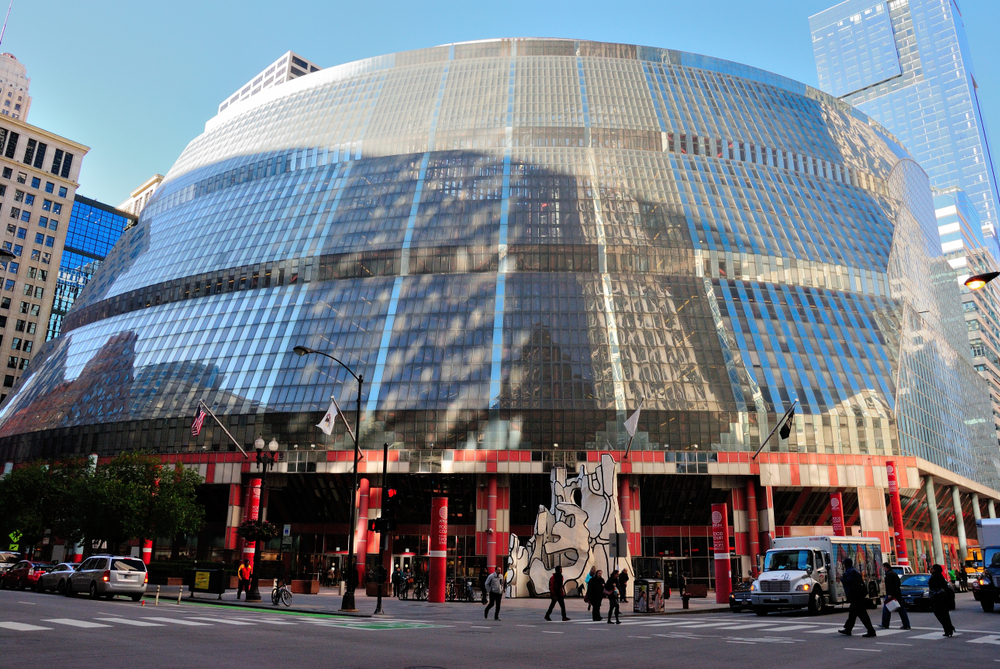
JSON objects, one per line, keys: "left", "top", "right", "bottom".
{"left": 751, "top": 536, "right": 884, "bottom": 616}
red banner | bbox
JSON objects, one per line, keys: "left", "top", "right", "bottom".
{"left": 886, "top": 461, "right": 909, "bottom": 566}
{"left": 244, "top": 478, "right": 262, "bottom": 567}
{"left": 830, "top": 492, "right": 846, "bottom": 537}
{"left": 429, "top": 497, "right": 448, "bottom": 603}
{"left": 712, "top": 503, "right": 732, "bottom": 604}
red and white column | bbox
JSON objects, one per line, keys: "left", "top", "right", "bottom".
{"left": 354, "top": 479, "right": 371, "bottom": 585}
{"left": 731, "top": 486, "right": 750, "bottom": 580}
{"left": 141, "top": 540, "right": 153, "bottom": 565}
{"left": 886, "top": 461, "right": 909, "bottom": 566}
{"left": 486, "top": 475, "right": 498, "bottom": 572}
{"left": 759, "top": 484, "right": 775, "bottom": 550}
{"left": 243, "top": 478, "right": 262, "bottom": 568}
{"left": 619, "top": 475, "right": 631, "bottom": 560}
{"left": 830, "top": 492, "right": 846, "bottom": 537}
{"left": 224, "top": 483, "right": 243, "bottom": 553}
{"left": 712, "top": 503, "right": 732, "bottom": 604}
{"left": 429, "top": 497, "right": 448, "bottom": 603}
{"left": 746, "top": 478, "right": 760, "bottom": 575}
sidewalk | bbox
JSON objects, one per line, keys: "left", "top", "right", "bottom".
{"left": 145, "top": 584, "right": 730, "bottom": 622}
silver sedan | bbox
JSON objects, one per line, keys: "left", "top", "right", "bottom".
{"left": 37, "top": 562, "right": 76, "bottom": 594}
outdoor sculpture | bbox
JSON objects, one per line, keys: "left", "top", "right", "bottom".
{"left": 507, "top": 453, "right": 634, "bottom": 598}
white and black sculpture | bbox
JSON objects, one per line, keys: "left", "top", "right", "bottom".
{"left": 507, "top": 453, "right": 634, "bottom": 598}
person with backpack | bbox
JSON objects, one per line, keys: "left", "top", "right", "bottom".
{"left": 544, "top": 565, "right": 570, "bottom": 621}
{"left": 605, "top": 569, "right": 621, "bottom": 624}
{"left": 838, "top": 558, "right": 876, "bottom": 637}
{"left": 584, "top": 566, "right": 596, "bottom": 611}
{"left": 879, "top": 562, "right": 911, "bottom": 630}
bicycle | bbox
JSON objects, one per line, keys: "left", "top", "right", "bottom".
{"left": 271, "top": 578, "right": 293, "bottom": 607}
{"left": 412, "top": 578, "right": 428, "bottom": 601}
{"left": 445, "top": 579, "right": 457, "bottom": 602}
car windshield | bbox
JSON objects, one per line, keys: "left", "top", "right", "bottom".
{"left": 112, "top": 559, "right": 146, "bottom": 572}
{"left": 987, "top": 548, "right": 1000, "bottom": 569}
{"left": 764, "top": 550, "right": 812, "bottom": 571}
{"left": 0, "top": 554, "right": 19, "bottom": 564}
{"left": 901, "top": 574, "right": 930, "bottom": 587}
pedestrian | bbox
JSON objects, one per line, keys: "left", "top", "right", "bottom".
{"left": 588, "top": 569, "right": 606, "bottom": 622}
{"left": 605, "top": 570, "right": 621, "bottom": 624}
{"left": 327, "top": 564, "right": 336, "bottom": 588}
{"left": 959, "top": 568, "right": 968, "bottom": 593}
{"left": 838, "top": 558, "right": 876, "bottom": 637}
{"left": 929, "top": 564, "right": 956, "bottom": 637}
{"left": 237, "top": 559, "right": 251, "bottom": 601}
{"left": 479, "top": 568, "right": 489, "bottom": 605}
{"left": 879, "top": 562, "right": 911, "bottom": 630}
{"left": 618, "top": 568, "right": 630, "bottom": 603}
{"left": 544, "top": 565, "right": 571, "bottom": 622}
{"left": 585, "top": 566, "right": 596, "bottom": 610}
{"left": 484, "top": 566, "right": 504, "bottom": 621}
{"left": 391, "top": 567, "right": 400, "bottom": 597}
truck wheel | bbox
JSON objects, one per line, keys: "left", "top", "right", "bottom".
{"left": 754, "top": 607, "right": 768, "bottom": 617}
{"left": 982, "top": 598, "right": 995, "bottom": 613}
{"left": 808, "top": 590, "right": 826, "bottom": 615}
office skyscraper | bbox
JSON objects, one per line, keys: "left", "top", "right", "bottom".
{"left": 46, "top": 195, "right": 134, "bottom": 341}
{"left": 810, "top": 0, "right": 1000, "bottom": 248}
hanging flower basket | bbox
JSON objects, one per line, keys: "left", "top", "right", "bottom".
{"left": 237, "top": 519, "right": 280, "bottom": 543}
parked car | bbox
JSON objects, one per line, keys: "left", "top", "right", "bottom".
{"left": 730, "top": 580, "right": 753, "bottom": 612}
{"left": 0, "top": 560, "right": 50, "bottom": 590}
{"left": 899, "top": 573, "right": 955, "bottom": 611}
{"left": 0, "top": 552, "right": 21, "bottom": 575}
{"left": 889, "top": 564, "right": 914, "bottom": 576}
{"left": 66, "top": 555, "right": 147, "bottom": 601}
{"left": 37, "top": 562, "right": 76, "bottom": 594}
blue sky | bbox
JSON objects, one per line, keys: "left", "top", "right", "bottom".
{"left": 9, "top": 0, "right": 1000, "bottom": 205}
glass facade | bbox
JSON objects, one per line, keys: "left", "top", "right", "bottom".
{"left": 0, "top": 38, "right": 994, "bottom": 486}
{"left": 810, "top": 0, "right": 1000, "bottom": 255}
{"left": 45, "top": 196, "right": 134, "bottom": 341}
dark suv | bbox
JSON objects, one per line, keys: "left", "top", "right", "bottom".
{"left": 972, "top": 547, "right": 1000, "bottom": 612}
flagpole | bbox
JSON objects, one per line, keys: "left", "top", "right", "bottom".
{"left": 751, "top": 398, "right": 798, "bottom": 460}
{"left": 329, "top": 395, "right": 364, "bottom": 465}
{"left": 198, "top": 400, "right": 249, "bottom": 458}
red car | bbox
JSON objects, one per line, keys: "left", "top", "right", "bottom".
{"left": 0, "top": 560, "right": 50, "bottom": 590}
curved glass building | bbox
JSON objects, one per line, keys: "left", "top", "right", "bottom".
{"left": 1, "top": 39, "right": 996, "bottom": 579}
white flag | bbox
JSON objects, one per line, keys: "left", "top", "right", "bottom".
{"left": 623, "top": 399, "right": 644, "bottom": 437}
{"left": 316, "top": 400, "right": 338, "bottom": 436}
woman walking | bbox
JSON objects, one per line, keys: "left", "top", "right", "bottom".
{"left": 605, "top": 569, "right": 621, "bottom": 624}
{"left": 587, "top": 569, "right": 606, "bottom": 622}
{"left": 929, "top": 564, "right": 956, "bottom": 637}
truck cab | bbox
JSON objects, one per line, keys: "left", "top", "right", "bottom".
{"left": 751, "top": 536, "right": 883, "bottom": 616}
{"left": 974, "top": 519, "right": 1000, "bottom": 613}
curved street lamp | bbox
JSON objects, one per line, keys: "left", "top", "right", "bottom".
{"left": 246, "top": 436, "right": 279, "bottom": 602}
{"left": 292, "top": 345, "right": 363, "bottom": 612}
{"left": 965, "top": 271, "right": 1000, "bottom": 291}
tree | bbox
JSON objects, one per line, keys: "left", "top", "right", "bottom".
{"left": 0, "top": 459, "right": 89, "bottom": 556}
{"left": 76, "top": 452, "right": 204, "bottom": 555}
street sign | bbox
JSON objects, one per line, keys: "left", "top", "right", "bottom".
{"left": 283, "top": 524, "right": 291, "bottom": 537}
{"left": 8, "top": 530, "right": 21, "bottom": 551}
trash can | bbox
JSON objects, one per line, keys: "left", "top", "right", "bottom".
{"left": 633, "top": 579, "right": 665, "bottom": 613}
{"left": 188, "top": 566, "right": 227, "bottom": 600}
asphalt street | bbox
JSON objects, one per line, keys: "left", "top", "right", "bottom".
{"left": 1, "top": 588, "right": 998, "bottom": 669}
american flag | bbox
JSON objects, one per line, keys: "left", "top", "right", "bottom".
{"left": 191, "top": 407, "right": 206, "bottom": 436}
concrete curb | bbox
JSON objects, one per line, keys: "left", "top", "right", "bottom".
{"left": 140, "top": 592, "right": 373, "bottom": 618}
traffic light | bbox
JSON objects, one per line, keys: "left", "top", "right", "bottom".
{"left": 383, "top": 488, "right": 398, "bottom": 531}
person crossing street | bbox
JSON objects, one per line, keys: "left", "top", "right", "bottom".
{"left": 588, "top": 569, "right": 606, "bottom": 622}
{"left": 838, "top": 558, "right": 876, "bottom": 638}
{"left": 484, "top": 566, "right": 504, "bottom": 621}
{"left": 880, "top": 562, "right": 911, "bottom": 630}
{"left": 544, "top": 565, "right": 570, "bottom": 622}
{"left": 605, "top": 569, "right": 621, "bottom": 624}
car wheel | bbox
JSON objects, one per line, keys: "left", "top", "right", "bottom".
{"left": 17, "top": 578, "right": 25, "bottom": 591}
{"left": 64, "top": 580, "right": 75, "bottom": 597}
{"left": 57, "top": 579, "right": 65, "bottom": 595}
{"left": 754, "top": 607, "right": 768, "bottom": 617}
{"left": 89, "top": 582, "right": 98, "bottom": 599}
{"left": 131, "top": 594, "right": 142, "bottom": 602}
{"left": 982, "top": 598, "right": 994, "bottom": 613}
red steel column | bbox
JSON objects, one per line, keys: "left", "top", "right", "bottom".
{"left": 830, "top": 492, "right": 846, "bottom": 537}
{"left": 486, "top": 475, "right": 498, "bottom": 572}
{"left": 712, "top": 503, "right": 732, "bottom": 604}
{"left": 619, "top": 474, "right": 632, "bottom": 548}
{"left": 355, "top": 479, "right": 371, "bottom": 585}
{"left": 746, "top": 479, "right": 759, "bottom": 576}
{"left": 244, "top": 478, "right": 262, "bottom": 568}
{"left": 141, "top": 540, "right": 153, "bottom": 565}
{"left": 429, "top": 497, "right": 448, "bottom": 603}
{"left": 886, "top": 461, "right": 909, "bottom": 566}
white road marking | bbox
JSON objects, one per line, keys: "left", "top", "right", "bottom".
{"left": 141, "top": 617, "right": 212, "bottom": 626}
{"left": 844, "top": 648, "right": 881, "bottom": 652}
{"left": 42, "top": 619, "right": 111, "bottom": 629}
{"left": 869, "top": 629, "right": 907, "bottom": 637}
{"left": 908, "top": 631, "right": 957, "bottom": 640}
{"left": 645, "top": 620, "right": 716, "bottom": 628}
{"left": 876, "top": 642, "right": 913, "bottom": 647}
{"left": 968, "top": 636, "right": 1000, "bottom": 645}
{"left": 0, "top": 622, "right": 52, "bottom": 631}
{"left": 94, "top": 618, "right": 165, "bottom": 627}
{"left": 231, "top": 618, "right": 297, "bottom": 625}
{"left": 759, "top": 625, "right": 817, "bottom": 633}
{"left": 185, "top": 617, "right": 255, "bottom": 626}
{"left": 542, "top": 631, "right": 564, "bottom": 634}
{"left": 681, "top": 621, "right": 748, "bottom": 629}
{"left": 806, "top": 627, "right": 843, "bottom": 634}
{"left": 470, "top": 625, "right": 491, "bottom": 629}
{"left": 713, "top": 623, "right": 776, "bottom": 630}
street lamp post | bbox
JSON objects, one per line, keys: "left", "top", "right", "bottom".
{"left": 246, "top": 436, "right": 279, "bottom": 603}
{"left": 965, "top": 271, "right": 1000, "bottom": 291}
{"left": 292, "top": 345, "right": 363, "bottom": 612}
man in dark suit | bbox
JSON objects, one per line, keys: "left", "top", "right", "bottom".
{"left": 838, "top": 558, "right": 876, "bottom": 637}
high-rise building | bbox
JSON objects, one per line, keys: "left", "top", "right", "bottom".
{"left": 0, "top": 118, "right": 87, "bottom": 401}
{"left": 0, "top": 39, "right": 994, "bottom": 577}
{"left": 0, "top": 53, "right": 30, "bottom": 121}
{"left": 46, "top": 195, "right": 134, "bottom": 341}
{"left": 116, "top": 174, "right": 163, "bottom": 223}
{"left": 810, "top": 0, "right": 1000, "bottom": 253}
{"left": 216, "top": 51, "right": 321, "bottom": 117}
